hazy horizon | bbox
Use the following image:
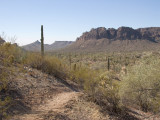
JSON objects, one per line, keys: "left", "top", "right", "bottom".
{"left": 0, "top": 0, "right": 160, "bottom": 46}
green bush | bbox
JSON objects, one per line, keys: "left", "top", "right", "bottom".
{"left": 95, "top": 71, "right": 121, "bottom": 113}
{"left": 120, "top": 56, "right": 160, "bottom": 112}
{"left": 70, "top": 66, "right": 99, "bottom": 93}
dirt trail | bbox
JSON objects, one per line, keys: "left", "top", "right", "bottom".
{"left": 9, "top": 66, "right": 159, "bottom": 120}
{"left": 14, "top": 91, "right": 80, "bottom": 120}
{"left": 8, "top": 66, "right": 81, "bottom": 120}
{"left": 9, "top": 66, "right": 109, "bottom": 120}
{"left": 127, "top": 107, "right": 160, "bottom": 120}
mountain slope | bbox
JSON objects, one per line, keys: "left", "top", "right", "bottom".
{"left": 22, "top": 40, "right": 73, "bottom": 52}
{"left": 0, "top": 37, "right": 5, "bottom": 44}
{"left": 47, "top": 41, "right": 73, "bottom": 51}
{"left": 22, "top": 40, "right": 43, "bottom": 52}
{"left": 63, "top": 27, "right": 160, "bottom": 52}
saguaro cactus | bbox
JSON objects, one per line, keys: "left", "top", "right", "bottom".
{"left": 41, "top": 25, "right": 44, "bottom": 56}
{"left": 108, "top": 57, "right": 110, "bottom": 71}
{"left": 69, "top": 53, "right": 72, "bottom": 70}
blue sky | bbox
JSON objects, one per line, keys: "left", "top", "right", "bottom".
{"left": 0, "top": 0, "right": 160, "bottom": 45}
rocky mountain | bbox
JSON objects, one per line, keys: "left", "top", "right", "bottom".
{"left": 0, "top": 37, "right": 5, "bottom": 44}
{"left": 64, "top": 27, "right": 160, "bottom": 52}
{"left": 22, "top": 40, "right": 42, "bottom": 51}
{"left": 48, "top": 41, "right": 73, "bottom": 50}
{"left": 22, "top": 40, "right": 73, "bottom": 52}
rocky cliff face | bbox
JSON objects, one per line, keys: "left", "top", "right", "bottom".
{"left": 63, "top": 27, "right": 160, "bottom": 52}
{"left": 76, "top": 27, "right": 160, "bottom": 42}
{"left": 137, "top": 27, "right": 160, "bottom": 42}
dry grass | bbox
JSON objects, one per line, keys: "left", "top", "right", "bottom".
{"left": 1, "top": 42, "right": 160, "bottom": 119}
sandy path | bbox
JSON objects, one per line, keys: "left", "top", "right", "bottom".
{"left": 13, "top": 91, "right": 80, "bottom": 120}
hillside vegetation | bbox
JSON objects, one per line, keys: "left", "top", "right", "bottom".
{"left": 1, "top": 42, "right": 160, "bottom": 119}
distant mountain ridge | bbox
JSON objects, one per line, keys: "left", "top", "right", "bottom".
{"left": 76, "top": 27, "right": 160, "bottom": 42}
{"left": 22, "top": 40, "right": 74, "bottom": 52}
{"left": 63, "top": 26, "right": 160, "bottom": 52}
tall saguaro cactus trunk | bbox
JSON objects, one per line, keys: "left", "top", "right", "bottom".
{"left": 108, "top": 57, "right": 110, "bottom": 71}
{"left": 41, "top": 25, "right": 44, "bottom": 56}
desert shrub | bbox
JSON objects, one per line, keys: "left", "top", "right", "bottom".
{"left": 42, "top": 56, "right": 69, "bottom": 79}
{"left": 120, "top": 56, "right": 160, "bottom": 112}
{"left": 71, "top": 63, "right": 121, "bottom": 111}
{"left": 25, "top": 53, "right": 43, "bottom": 69}
{"left": 70, "top": 66, "right": 121, "bottom": 113}
{"left": 95, "top": 71, "right": 121, "bottom": 113}
{"left": 25, "top": 53, "right": 69, "bottom": 80}
{"left": 0, "top": 42, "right": 24, "bottom": 64}
{"left": 70, "top": 66, "right": 99, "bottom": 94}
{"left": 0, "top": 66, "right": 11, "bottom": 119}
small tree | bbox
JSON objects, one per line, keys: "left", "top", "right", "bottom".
{"left": 41, "top": 25, "right": 44, "bottom": 56}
